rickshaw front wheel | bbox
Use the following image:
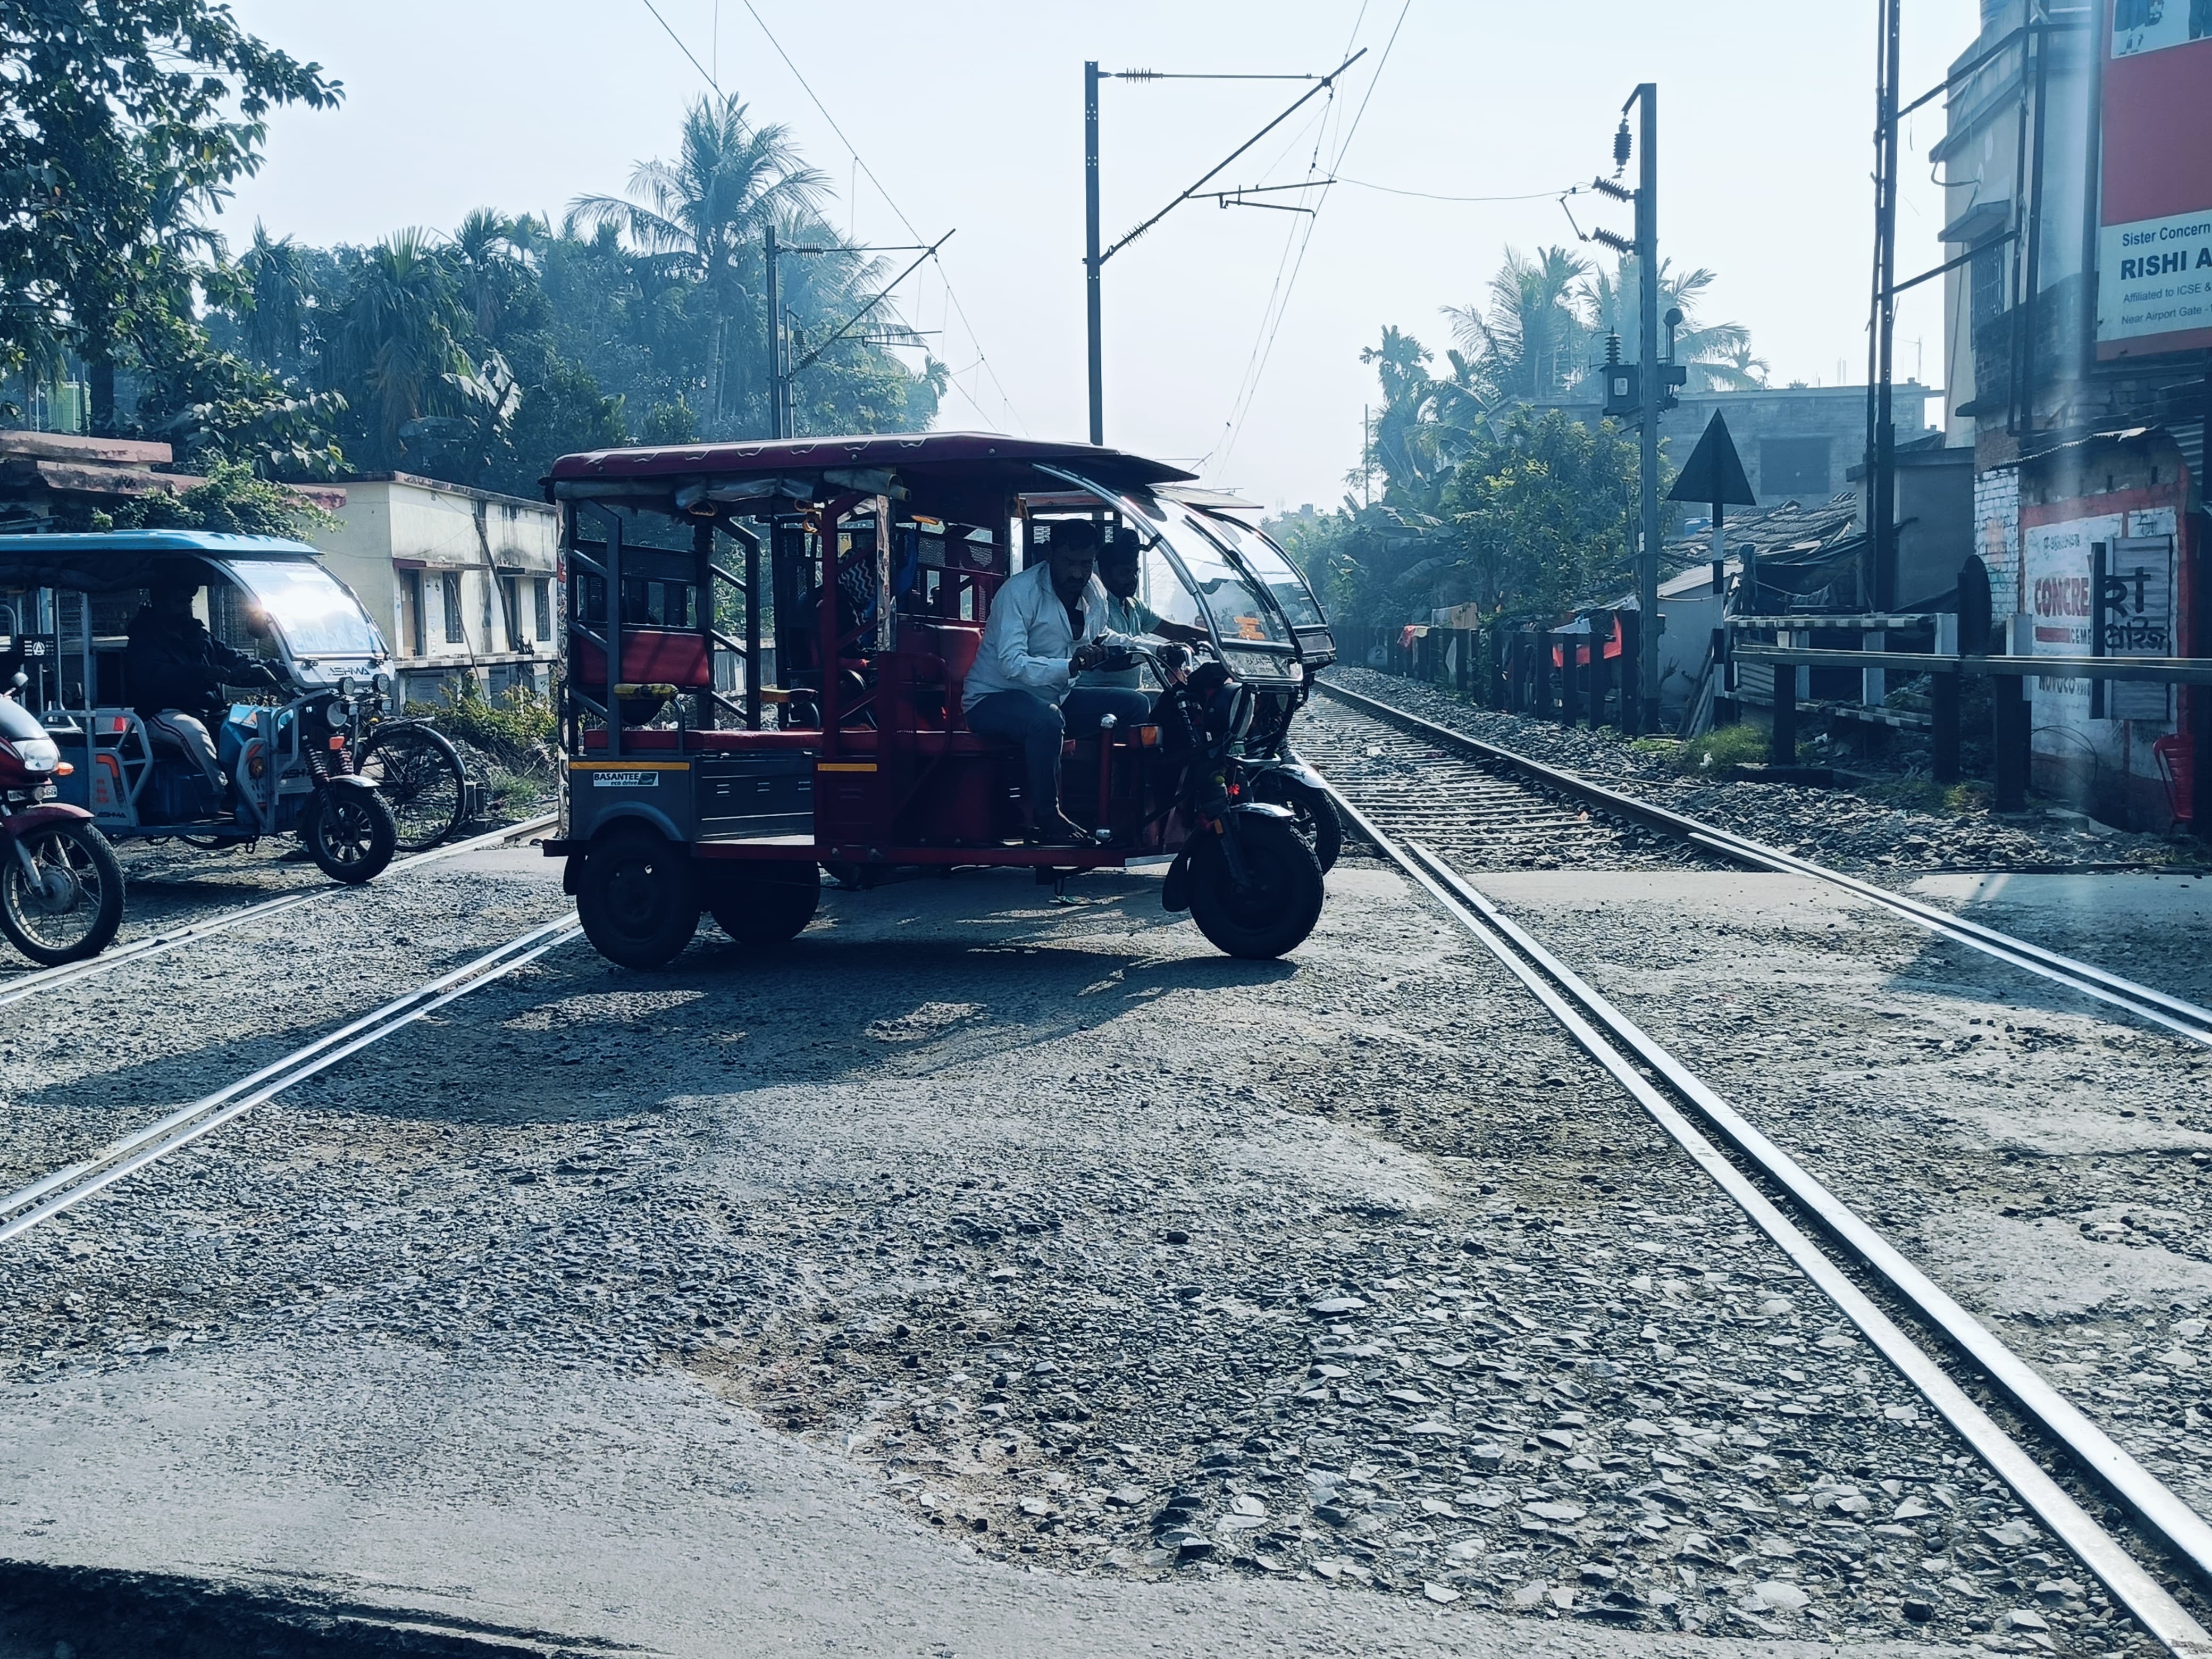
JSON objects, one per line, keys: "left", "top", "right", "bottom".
{"left": 1188, "top": 815, "right": 1325, "bottom": 960}
{"left": 300, "top": 786, "right": 398, "bottom": 884}
{"left": 707, "top": 860, "right": 820, "bottom": 946}
{"left": 577, "top": 826, "right": 699, "bottom": 969}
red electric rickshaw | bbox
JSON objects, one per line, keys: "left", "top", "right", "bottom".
{"left": 541, "top": 434, "right": 1339, "bottom": 969}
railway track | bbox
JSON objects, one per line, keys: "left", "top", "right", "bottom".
{"left": 0, "top": 810, "right": 559, "bottom": 1010}
{"left": 1310, "top": 680, "right": 2212, "bottom": 1049}
{"left": 1315, "top": 774, "right": 2212, "bottom": 1658}
{"left": 0, "top": 916, "right": 581, "bottom": 1245}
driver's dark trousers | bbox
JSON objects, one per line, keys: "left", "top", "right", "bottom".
{"left": 145, "top": 709, "right": 224, "bottom": 791}
{"left": 964, "top": 686, "right": 1152, "bottom": 826}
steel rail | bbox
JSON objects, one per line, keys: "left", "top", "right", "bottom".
{"left": 0, "top": 811, "right": 559, "bottom": 1011}
{"left": 1315, "top": 680, "right": 2212, "bottom": 1049}
{"left": 1315, "top": 770, "right": 2212, "bottom": 1656}
{"left": 0, "top": 916, "right": 581, "bottom": 1245}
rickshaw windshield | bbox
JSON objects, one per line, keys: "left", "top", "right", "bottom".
{"left": 225, "top": 559, "right": 386, "bottom": 657}
{"left": 1190, "top": 513, "right": 1327, "bottom": 629}
{"left": 1152, "top": 506, "right": 1289, "bottom": 645}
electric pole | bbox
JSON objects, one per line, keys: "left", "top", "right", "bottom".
{"left": 1085, "top": 61, "right": 1104, "bottom": 446}
{"left": 1589, "top": 85, "right": 1670, "bottom": 733}
{"left": 1081, "top": 52, "right": 1362, "bottom": 448}
{"left": 1632, "top": 83, "right": 1661, "bottom": 735}
{"left": 1864, "top": 0, "right": 1901, "bottom": 614}
{"left": 765, "top": 220, "right": 784, "bottom": 439}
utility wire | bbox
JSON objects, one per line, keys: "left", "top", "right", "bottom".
{"left": 637, "top": 0, "right": 719, "bottom": 90}
{"left": 1336, "top": 177, "right": 1581, "bottom": 204}
{"left": 735, "top": 0, "right": 1027, "bottom": 433}
{"left": 1218, "top": 0, "right": 1414, "bottom": 470}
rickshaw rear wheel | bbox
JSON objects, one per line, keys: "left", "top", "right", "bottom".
{"left": 0, "top": 820, "right": 124, "bottom": 965}
{"left": 707, "top": 860, "right": 820, "bottom": 946}
{"left": 300, "top": 787, "right": 398, "bottom": 884}
{"left": 1188, "top": 815, "right": 1324, "bottom": 960}
{"left": 577, "top": 826, "right": 699, "bottom": 969}
{"left": 1250, "top": 772, "right": 1343, "bottom": 872}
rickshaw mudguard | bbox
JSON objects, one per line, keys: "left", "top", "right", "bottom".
{"left": 1161, "top": 844, "right": 1195, "bottom": 912}
{"left": 2, "top": 801, "right": 95, "bottom": 837}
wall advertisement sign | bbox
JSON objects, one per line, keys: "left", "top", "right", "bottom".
{"left": 2023, "top": 507, "right": 2178, "bottom": 727}
{"left": 2097, "top": 2, "right": 2212, "bottom": 357}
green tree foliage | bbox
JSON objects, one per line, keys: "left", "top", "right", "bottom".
{"left": 88, "top": 456, "right": 336, "bottom": 538}
{"left": 0, "top": 0, "right": 340, "bottom": 432}
{"left": 196, "top": 93, "right": 941, "bottom": 494}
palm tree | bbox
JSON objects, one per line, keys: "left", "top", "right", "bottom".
{"left": 240, "top": 225, "right": 314, "bottom": 373}
{"left": 329, "top": 227, "right": 466, "bottom": 465}
{"left": 1698, "top": 342, "right": 1770, "bottom": 393}
{"left": 451, "top": 208, "right": 533, "bottom": 342}
{"left": 566, "top": 93, "right": 828, "bottom": 433}
{"left": 1578, "top": 257, "right": 1749, "bottom": 382}
{"left": 1445, "top": 245, "right": 1591, "bottom": 405}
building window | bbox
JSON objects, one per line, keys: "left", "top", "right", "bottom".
{"left": 499, "top": 575, "right": 523, "bottom": 647}
{"left": 398, "top": 571, "right": 424, "bottom": 657}
{"left": 442, "top": 571, "right": 465, "bottom": 644}
{"left": 533, "top": 577, "right": 552, "bottom": 640}
{"left": 1759, "top": 437, "right": 1832, "bottom": 498}
{"left": 1970, "top": 240, "right": 2006, "bottom": 332}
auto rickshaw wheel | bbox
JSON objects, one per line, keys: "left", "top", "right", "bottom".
{"left": 1187, "top": 815, "right": 1324, "bottom": 960}
{"left": 0, "top": 819, "right": 124, "bottom": 965}
{"left": 1250, "top": 772, "right": 1343, "bottom": 872}
{"left": 707, "top": 860, "right": 820, "bottom": 946}
{"left": 300, "top": 786, "right": 398, "bottom": 884}
{"left": 577, "top": 826, "right": 699, "bottom": 969}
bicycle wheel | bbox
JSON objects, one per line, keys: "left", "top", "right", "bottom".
{"left": 357, "top": 723, "right": 468, "bottom": 853}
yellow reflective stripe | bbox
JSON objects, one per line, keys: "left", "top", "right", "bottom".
{"left": 816, "top": 762, "right": 878, "bottom": 773}
{"left": 567, "top": 760, "right": 691, "bottom": 772}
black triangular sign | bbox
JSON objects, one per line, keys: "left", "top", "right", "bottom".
{"left": 1667, "top": 411, "right": 1757, "bottom": 507}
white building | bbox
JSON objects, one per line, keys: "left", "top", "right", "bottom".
{"left": 317, "top": 473, "right": 559, "bottom": 707}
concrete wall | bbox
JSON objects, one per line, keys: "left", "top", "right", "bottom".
{"left": 316, "top": 474, "right": 559, "bottom": 705}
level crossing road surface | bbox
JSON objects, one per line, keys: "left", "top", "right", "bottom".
{"left": 2, "top": 825, "right": 2209, "bottom": 1654}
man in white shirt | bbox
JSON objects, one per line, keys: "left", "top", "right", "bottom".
{"left": 963, "top": 520, "right": 1152, "bottom": 843}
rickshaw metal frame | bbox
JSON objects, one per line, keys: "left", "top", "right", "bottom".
{"left": 0, "top": 531, "right": 394, "bottom": 845}
{"left": 543, "top": 433, "right": 1334, "bottom": 877}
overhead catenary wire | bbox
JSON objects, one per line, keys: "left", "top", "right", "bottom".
{"left": 733, "top": 0, "right": 1027, "bottom": 434}
{"left": 1215, "top": 0, "right": 1414, "bottom": 470}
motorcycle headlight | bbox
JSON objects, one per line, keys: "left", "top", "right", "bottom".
{"left": 2, "top": 735, "right": 58, "bottom": 772}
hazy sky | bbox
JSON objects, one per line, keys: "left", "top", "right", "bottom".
{"left": 216, "top": 1, "right": 1982, "bottom": 510}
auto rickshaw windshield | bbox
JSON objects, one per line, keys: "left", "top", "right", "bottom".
{"left": 1146, "top": 505, "right": 1291, "bottom": 646}
{"left": 226, "top": 559, "right": 387, "bottom": 658}
{"left": 1187, "top": 512, "right": 1327, "bottom": 630}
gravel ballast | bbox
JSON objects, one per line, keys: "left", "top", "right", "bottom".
{"left": 1320, "top": 667, "right": 2196, "bottom": 877}
{"left": 2, "top": 842, "right": 2192, "bottom": 1655}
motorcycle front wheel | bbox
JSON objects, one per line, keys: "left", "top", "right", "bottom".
{"left": 300, "top": 786, "right": 398, "bottom": 884}
{"left": 1187, "top": 815, "right": 1325, "bottom": 960}
{"left": 0, "top": 820, "right": 125, "bottom": 965}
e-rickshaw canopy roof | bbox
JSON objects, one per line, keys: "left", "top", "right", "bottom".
{"left": 0, "top": 530, "right": 321, "bottom": 593}
{"left": 544, "top": 432, "right": 1198, "bottom": 505}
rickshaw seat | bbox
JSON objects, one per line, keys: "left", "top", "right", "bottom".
{"left": 570, "top": 629, "right": 712, "bottom": 690}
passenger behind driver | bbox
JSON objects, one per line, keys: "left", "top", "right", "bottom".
{"left": 1080, "top": 532, "right": 1209, "bottom": 702}
{"left": 124, "top": 577, "right": 279, "bottom": 795}
{"left": 962, "top": 520, "right": 1150, "bottom": 845}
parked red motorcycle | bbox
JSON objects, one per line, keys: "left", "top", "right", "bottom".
{"left": 1, "top": 670, "right": 123, "bottom": 965}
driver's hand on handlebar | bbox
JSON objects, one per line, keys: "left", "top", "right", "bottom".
{"left": 1070, "top": 640, "right": 1109, "bottom": 673}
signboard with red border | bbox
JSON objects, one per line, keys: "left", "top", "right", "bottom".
{"left": 2096, "top": 0, "right": 2212, "bottom": 358}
